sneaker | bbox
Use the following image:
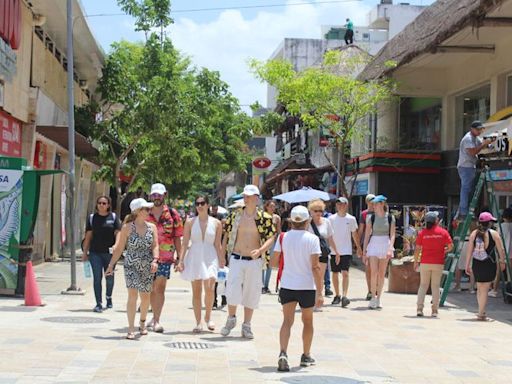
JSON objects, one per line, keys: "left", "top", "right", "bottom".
{"left": 153, "top": 322, "right": 164, "bottom": 333}
{"left": 241, "top": 323, "right": 254, "bottom": 339}
{"left": 324, "top": 288, "right": 333, "bottom": 297}
{"left": 331, "top": 296, "right": 341, "bottom": 305}
{"left": 369, "top": 297, "right": 377, "bottom": 310}
{"left": 365, "top": 292, "right": 372, "bottom": 301}
{"left": 106, "top": 297, "right": 113, "bottom": 309}
{"left": 262, "top": 287, "right": 270, "bottom": 294}
{"left": 277, "top": 352, "right": 290, "bottom": 372}
{"left": 416, "top": 309, "right": 424, "bottom": 317}
{"left": 213, "top": 301, "right": 218, "bottom": 310}
{"left": 300, "top": 354, "right": 316, "bottom": 367}
{"left": 488, "top": 290, "right": 498, "bottom": 298}
{"left": 93, "top": 305, "right": 103, "bottom": 313}
{"left": 341, "top": 296, "right": 350, "bottom": 308}
{"left": 470, "top": 289, "right": 476, "bottom": 294}
{"left": 376, "top": 297, "right": 381, "bottom": 308}
{"left": 431, "top": 310, "right": 438, "bottom": 318}
{"left": 221, "top": 296, "right": 227, "bottom": 307}
{"left": 220, "top": 316, "right": 236, "bottom": 337}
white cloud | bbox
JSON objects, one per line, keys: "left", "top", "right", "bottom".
{"left": 168, "top": 1, "right": 372, "bottom": 112}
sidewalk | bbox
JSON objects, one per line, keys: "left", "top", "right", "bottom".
{"left": 0, "top": 261, "right": 511, "bottom": 383}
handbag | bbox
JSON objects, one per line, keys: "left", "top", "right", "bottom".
{"left": 310, "top": 221, "right": 331, "bottom": 258}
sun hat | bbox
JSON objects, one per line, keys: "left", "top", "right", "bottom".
{"left": 130, "top": 198, "right": 154, "bottom": 212}
{"left": 471, "top": 120, "right": 484, "bottom": 129}
{"left": 425, "top": 211, "right": 439, "bottom": 223}
{"left": 365, "top": 194, "right": 376, "bottom": 203}
{"left": 290, "top": 205, "right": 310, "bottom": 223}
{"left": 372, "top": 195, "right": 387, "bottom": 203}
{"left": 150, "top": 183, "right": 166, "bottom": 195}
{"left": 336, "top": 196, "right": 349, "bottom": 204}
{"left": 478, "top": 212, "right": 497, "bottom": 222}
{"left": 242, "top": 184, "right": 260, "bottom": 196}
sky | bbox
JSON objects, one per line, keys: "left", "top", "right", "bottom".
{"left": 81, "top": 0, "right": 435, "bottom": 112}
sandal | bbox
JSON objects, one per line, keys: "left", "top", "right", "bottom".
{"left": 476, "top": 313, "right": 488, "bottom": 321}
{"left": 139, "top": 320, "right": 148, "bottom": 336}
{"left": 193, "top": 324, "right": 203, "bottom": 333}
{"left": 126, "top": 332, "right": 135, "bottom": 340}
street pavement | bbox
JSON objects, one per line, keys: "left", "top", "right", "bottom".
{"left": 0, "top": 260, "right": 512, "bottom": 384}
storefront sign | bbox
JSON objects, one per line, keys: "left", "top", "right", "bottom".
{"left": 0, "top": 0, "right": 22, "bottom": 50}
{"left": 489, "top": 169, "right": 512, "bottom": 182}
{"left": 0, "top": 110, "right": 22, "bottom": 157}
{"left": 354, "top": 179, "right": 369, "bottom": 196}
{"left": 33, "top": 140, "right": 47, "bottom": 169}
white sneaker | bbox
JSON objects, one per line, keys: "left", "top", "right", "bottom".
{"left": 376, "top": 297, "right": 381, "bottom": 308}
{"left": 369, "top": 297, "right": 377, "bottom": 309}
{"left": 220, "top": 316, "right": 236, "bottom": 337}
{"left": 241, "top": 323, "right": 254, "bottom": 339}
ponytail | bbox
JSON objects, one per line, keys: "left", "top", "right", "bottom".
{"left": 124, "top": 212, "right": 137, "bottom": 224}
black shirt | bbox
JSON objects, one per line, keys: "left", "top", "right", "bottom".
{"left": 85, "top": 212, "right": 122, "bottom": 253}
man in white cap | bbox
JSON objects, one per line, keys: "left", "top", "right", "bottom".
{"left": 272, "top": 205, "right": 323, "bottom": 372}
{"left": 329, "top": 197, "right": 362, "bottom": 308}
{"left": 221, "top": 185, "right": 276, "bottom": 339}
{"left": 358, "top": 194, "right": 375, "bottom": 301}
{"left": 146, "top": 183, "right": 183, "bottom": 333}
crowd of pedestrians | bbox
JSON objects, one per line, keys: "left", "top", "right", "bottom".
{"left": 82, "top": 182, "right": 509, "bottom": 371}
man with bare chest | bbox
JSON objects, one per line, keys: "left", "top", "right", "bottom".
{"left": 221, "top": 185, "right": 276, "bottom": 338}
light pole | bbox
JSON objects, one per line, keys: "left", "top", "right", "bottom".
{"left": 62, "top": 0, "right": 82, "bottom": 294}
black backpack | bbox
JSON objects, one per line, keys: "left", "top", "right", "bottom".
{"left": 369, "top": 213, "right": 393, "bottom": 236}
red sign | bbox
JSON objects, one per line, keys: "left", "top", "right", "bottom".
{"left": 0, "top": 109, "right": 22, "bottom": 157}
{"left": 0, "top": 0, "right": 22, "bottom": 50}
{"left": 33, "top": 140, "right": 48, "bottom": 169}
{"left": 252, "top": 157, "right": 271, "bottom": 169}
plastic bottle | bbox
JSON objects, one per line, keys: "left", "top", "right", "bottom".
{"left": 83, "top": 260, "right": 92, "bottom": 278}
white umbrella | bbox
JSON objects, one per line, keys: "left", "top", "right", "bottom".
{"left": 216, "top": 206, "right": 228, "bottom": 215}
{"left": 228, "top": 200, "right": 245, "bottom": 209}
{"left": 273, "top": 187, "right": 336, "bottom": 204}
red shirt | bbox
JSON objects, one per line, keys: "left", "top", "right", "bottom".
{"left": 146, "top": 205, "right": 183, "bottom": 263}
{"left": 416, "top": 225, "right": 452, "bottom": 264}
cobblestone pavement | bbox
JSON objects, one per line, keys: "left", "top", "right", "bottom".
{"left": 0, "top": 260, "right": 511, "bottom": 383}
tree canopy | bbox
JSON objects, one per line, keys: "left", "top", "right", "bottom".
{"left": 250, "top": 49, "right": 397, "bottom": 197}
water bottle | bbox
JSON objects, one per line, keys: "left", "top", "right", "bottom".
{"left": 83, "top": 260, "right": 92, "bottom": 278}
{"left": 217, "top": 268, "right": 226, "bottom": 283}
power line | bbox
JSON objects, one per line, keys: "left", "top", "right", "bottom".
{"left": 86, "top": 0, "right": 361, "bottom": 18}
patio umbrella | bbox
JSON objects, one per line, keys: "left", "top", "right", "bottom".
{"left": 216, "top": 206, "right": 228, "bottom": 215}
{"left": 273, "top": 187, "right": 336, "bottom": 204}
{"left": 228, "top": 200, "right": 245, "bottom": 209}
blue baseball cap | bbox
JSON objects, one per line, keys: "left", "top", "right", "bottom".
{"left": 372, "top": 195, "right": 387, "bottom": 203}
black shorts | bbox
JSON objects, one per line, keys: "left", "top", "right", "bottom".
{"left": 279, "top": 288, "right": 316, "bottom": 308}
{"left": 319, "top": 255, "right": 329, "bottom": 264}
{"left": 330, "top": 255, "right": 352, "bottom": 273}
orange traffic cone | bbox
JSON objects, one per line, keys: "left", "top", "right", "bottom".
{"left": 24, "top": 261, "right": 43, "bottom": 306}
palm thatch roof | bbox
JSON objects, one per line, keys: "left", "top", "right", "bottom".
{"left": 359, "top": 0, "right": 505, "bottom": 81}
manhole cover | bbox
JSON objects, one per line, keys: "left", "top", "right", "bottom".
{"left": 41, "top": 316, "right": 110, "bottom": 324}
{"left": 165, "top": 341, "right": 216, "bottom": 350}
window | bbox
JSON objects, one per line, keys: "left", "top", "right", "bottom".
{"left": 455, "top": 84, "right": 490, "bottom": 141}
{"left": 399, "top": 97, "right": 442, "bottom": 151}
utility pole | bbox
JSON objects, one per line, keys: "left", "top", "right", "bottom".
{"left": 62, "top": 0, "right": 83, "bottom": 295}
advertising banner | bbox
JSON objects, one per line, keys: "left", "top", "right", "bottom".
{"left": 0, "top": 110, "right": 22, "bottom": 157}
{"left": 0, "top": 169, "right": 22, "bottom": 290}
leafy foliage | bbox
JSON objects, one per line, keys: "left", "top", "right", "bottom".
{"left": 250, "top": 49, "right": 396, "bottom": 197}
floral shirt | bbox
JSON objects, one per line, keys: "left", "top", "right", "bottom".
{"left": 224, "top": 208, "right": 276, "bottom": 256}
{"left": 146, "top": 205, "right": 183, "bottom": 264}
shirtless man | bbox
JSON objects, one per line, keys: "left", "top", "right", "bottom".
{"left": 221, "top": 185, "right": 276, "bottom": 338}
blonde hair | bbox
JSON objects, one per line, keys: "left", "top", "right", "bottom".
{"left": 123, "top": 209, "right": 144, "bottom": 224}
{"left": 307, "top": 199, "right": 325, "bottom": 212}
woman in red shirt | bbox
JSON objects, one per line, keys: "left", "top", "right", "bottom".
{"left": 414, "top": 211, "right": 453, "bottom": 317}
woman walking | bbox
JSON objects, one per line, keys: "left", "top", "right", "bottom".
{"left": 82, "top": 196, "right": 121, "bottom": 312}
{"left": 178, "top": 196, "right": 223, "bottom": 332}
{"left": 307, "top": 199, "right": 339, "bottom": 308}
{"left": 465, "top": 212, "right": 507, "bottom": 321}
{"left": 106, "top": 198, "right": 159, "bottom": 340}
{"left": 363, "top": 195, "right": 396, "bottom": 309}
{"left": 262, "top": 200, "right": 281, "bottom": 294}
{"left": 414, "top": 211, "right": 453, "bottom": 317}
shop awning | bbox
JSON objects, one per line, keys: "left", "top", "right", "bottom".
{"left": 36, "top": 126, "right": 99, "bottom": 158}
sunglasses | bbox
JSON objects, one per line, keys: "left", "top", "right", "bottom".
{"left": 97, "top": 202, "right": 109, "bottom": 206}
{"left": 150, "top": 193, "right": 164, "bottom": 199}
{"left": 195, "top": 201, "right": 207, "bottom": 207}
{"left": 141, "top": 207, "right": 151, "bottom": 212}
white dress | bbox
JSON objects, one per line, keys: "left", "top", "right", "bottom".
{"left": 181, "top": 216, "right": 219, "bottom": 281}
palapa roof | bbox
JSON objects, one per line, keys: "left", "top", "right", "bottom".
{"left": 359, "top": 0, "right": 505, "bottom": 81}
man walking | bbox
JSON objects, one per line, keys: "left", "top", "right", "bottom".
{"left": 344, "top": 18, "right": 354, "bottom": 45}
{"left": 271, "top": 206, "right": 323, "bottom": 372}
{"left": 221, "top": 185, "right": 275, "bottom": 339}
{"left": 358, "top": 194, "right": 375, "bottom": 300}
{"left": 329, "top": 197, "right": 362, "bottom": 307}
{"left": 146, "top": 183, "right": 183, "bottom": 333}
{"left": 457, "top": 120, "right": 492, "bottom": 220}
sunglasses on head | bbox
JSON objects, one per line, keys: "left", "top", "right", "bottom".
{"left": 97, "top": 201, "right": 109, "bottom": 206}
{"left": 195, "top": 201, "right": 207, "bottom": 207}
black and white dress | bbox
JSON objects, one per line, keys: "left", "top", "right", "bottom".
{"left": 124, "top": 222, "right": 154, "bottom": 292}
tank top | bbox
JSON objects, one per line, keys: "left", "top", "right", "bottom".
{"left": 472, "top": 231, "right": 496, "bottom": 262}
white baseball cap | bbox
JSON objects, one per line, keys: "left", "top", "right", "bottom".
{"left": 150, "top": 183, "right": 167, "bottom": 195}
{"left": 290, "top": 205, "right": 310, "bottom": 223}
{"left": 130, "top": 198, "right": 154, "bottom": 212}
{"left": 242, "top": 184, "right": 260, "bottom": 196}
{"left": 336, "top": 196, "right": 349, "bottom": 204}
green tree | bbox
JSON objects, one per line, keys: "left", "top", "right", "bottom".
{"left": 250, "top": 50, "right": 396, "bottom": 197}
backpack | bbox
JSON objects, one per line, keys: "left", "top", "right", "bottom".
{"left": 472, "top": 233, "right": 495, "bottom": 262}
{"left": 88, "top": 212, "right": 117, "bottom": 227}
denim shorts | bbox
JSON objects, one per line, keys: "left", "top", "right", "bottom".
{"left": 155, "top": 263, "right": 172, "bottom": 279}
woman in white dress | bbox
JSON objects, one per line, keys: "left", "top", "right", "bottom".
{"left": 178, "top": 195, "right": 224, "bottom": 332}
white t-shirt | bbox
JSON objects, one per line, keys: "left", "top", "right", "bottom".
{"left": 329, "top": 213, "right": 358, "bottom": 255}
{"left": 307, "top": 218, "right": 334, "bottom": 240}
{"left": 274, "top": 230, "right": 321, "bottom": 290}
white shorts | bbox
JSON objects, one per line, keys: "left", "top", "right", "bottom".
{"left": 225, "top": 255, "right": 263, "bottom": 309}
{"left": 367, "top": 235, "right": 390, "bottom": 259}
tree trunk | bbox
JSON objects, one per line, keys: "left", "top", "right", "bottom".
{"left": 339, "top": 138, "right": 349, "bottom": 198}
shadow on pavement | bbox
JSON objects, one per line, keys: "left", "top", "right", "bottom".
{"left": 249, "top": 366, "right": 306, "bottom": 374}
{"left": 91, "top": 335, "right": 125, "bottom": 340}
{"left": 200, "top": 335, "right": 248, "bottom": 342}
{"left": 443, "top": 291, "right": 512, "bottom": 324}
{"left": 280, "top": 375, "right": 366, "bottom": 383}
